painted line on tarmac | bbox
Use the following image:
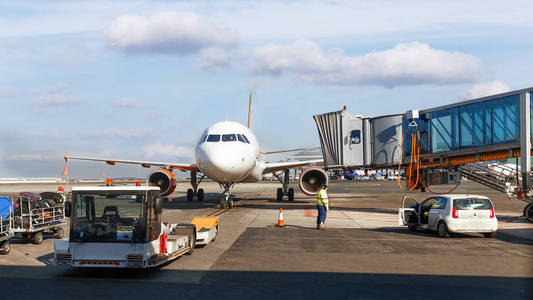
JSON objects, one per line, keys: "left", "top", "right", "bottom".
{"left": 208, "top": 191, "right": 263, "bottom": 217}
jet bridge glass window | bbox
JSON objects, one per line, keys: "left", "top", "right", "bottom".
{"left": 222, "top": 134, "right": 237, "bottom": 142}
{"left": 350, "top": 130, "right": 361, "bottom": 144}
{"left": 206, "top": 134, "right": 221, "bottom": 142}
{"left": 430, "top": 107, "right": 459, "bottom": 153}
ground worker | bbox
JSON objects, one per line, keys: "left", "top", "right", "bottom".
{"left": 57, "top": 186, "right": 66, "bottom": 203}
{"left": 316, "top": 184, "right": 329, "bottom": 230}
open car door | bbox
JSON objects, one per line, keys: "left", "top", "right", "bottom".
{"left": 398, "top": 196, "right": 420, "bottom": 226}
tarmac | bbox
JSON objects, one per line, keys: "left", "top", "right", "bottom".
{"left": 0, "top": 180, "right": 531, "bottom": 299}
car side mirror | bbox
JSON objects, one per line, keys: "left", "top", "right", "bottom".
{"left": 155, "top": 198, "right": 163, "bottom": 215}
{"left": 65, "top": 201, "right": 72, "bottom": 218}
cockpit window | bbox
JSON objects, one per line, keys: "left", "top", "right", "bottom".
{"left": 241, "top": 134, "right": 250, "bottom": 144}
{"left": 206, "top": 134, "right": 221, "bottom": 142}
{"left": 237, "top": 134, "right": 246, "bottom": 143}
{"left": 199, "top": 133, "right": 208, "bottom": 143}
{"left": 222, "top": 134, "right": 237, "bottom": 142}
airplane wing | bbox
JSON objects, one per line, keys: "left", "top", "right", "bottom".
{"left": 263, "top": 159, "right": 323, "bottom": 174}
{"left": 66, "top": 156, "right": 200, "bottom": 172}
{"left": 262, "top": 148, "right": 307, "bottom": 155}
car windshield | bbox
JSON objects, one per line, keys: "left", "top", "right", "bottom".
{"left": 454, "top": 198, "right": 492, "bottom": 210}
{"left": 222, "top": 134, "right": 236, "bottom": 142}
{"left": 206, "top": 134, "right": 220, "bottom": 142}
{"left": 71, "top": 192, "right": 144, "bottom": 242}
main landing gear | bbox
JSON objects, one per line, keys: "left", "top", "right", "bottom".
{"left": 273, "top": 170, "right": 295, "bottom": 201}
{"left": 187, "top": 171, "right": 206, "bottom": 202}
{"left": 219, "top": 183, "right": 234, "bottom": 209}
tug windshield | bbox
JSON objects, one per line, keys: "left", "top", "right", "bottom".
{"left": 70, "top": 192, "right": 148, "bottom": 243}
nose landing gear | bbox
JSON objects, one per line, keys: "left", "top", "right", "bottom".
{"left": 187, "top": 171, "right": 206, "bottom": 202}
{"left": 219, "top": 183, "right": 235, "bottom": 208}
{"left": 274, "top": 170, "right": 295, "bottom": 201}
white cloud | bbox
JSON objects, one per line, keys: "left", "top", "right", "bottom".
{"left": 460, "top": 81, "right": 511, "bottom": 100}
{"left": 29, "top": 93, "right": 83, "bottom": 106}
{"left": 198, "top": 47, "right": 232, "bottom": 72}
{"left": 142, "top": 142, "right": 194, "bottom": 159}
{"left": 84, "top": 128, "right": 155, "bottom": 140}
{"left": 250, "top": 41, "right": 484, "bottom": 87}
{"left": 113, "top": 97, "right": 145, "bottom": 109}
{"left": 105, "top": 12, "right": 238, "bottom": 54}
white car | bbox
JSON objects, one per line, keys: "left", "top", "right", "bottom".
{"left": 398, "top": 194, "right": 498, "bottom": 238}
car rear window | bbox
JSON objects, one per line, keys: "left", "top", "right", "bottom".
{"left": 453, "top": 198, "right": 493, "bottom": 210}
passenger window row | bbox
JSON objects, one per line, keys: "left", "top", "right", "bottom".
{"left": 203, "top": 134, "right": 250, "bottom": 144}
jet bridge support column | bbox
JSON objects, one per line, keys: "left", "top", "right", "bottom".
{"left": 520, "top": 92, "right": 531, "bottom": 194}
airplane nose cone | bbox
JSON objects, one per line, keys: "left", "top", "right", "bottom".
{"left": 197, "top": 146, "right": 253, "bottom": 183}
{"left": 208, "top": 155, "right": 246, "bottom": 181}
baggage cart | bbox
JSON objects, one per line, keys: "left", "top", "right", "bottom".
{"left": 0, "top": 196, "right": 14, "bottom": 255}
{"left": 12, "top": 192, "right": 66, "bottom": 244}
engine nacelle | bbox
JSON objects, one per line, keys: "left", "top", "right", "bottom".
{"left": 299, "top": 167, "right": 329, "bottom": 196}
{"left": 147, "top": 169, "right": 176, "bottom": 197}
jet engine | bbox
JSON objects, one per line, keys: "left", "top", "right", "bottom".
{"left": 147, "top": 169, "right": 176, "bottom": 197}
{"left": 298, "top": 167, "right": 329, "bottom": 196}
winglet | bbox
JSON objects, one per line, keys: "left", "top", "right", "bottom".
{"left": 248, "top": 91, "right": 252, "bottom": 129}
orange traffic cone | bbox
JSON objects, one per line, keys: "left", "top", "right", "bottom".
{"left": 277, "top": 208, "right": 285, "bottom": 227}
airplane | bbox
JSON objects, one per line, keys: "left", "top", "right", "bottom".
{"left": 66, "top": 93, "right": 327, "bottom": 208}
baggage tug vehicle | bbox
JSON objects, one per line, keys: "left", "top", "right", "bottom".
{"left": 54, "top": 184, "right": 218, "bottom": 268}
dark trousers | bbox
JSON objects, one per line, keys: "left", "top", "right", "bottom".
{"left": 317, "top": 205, "right": 327, "bottom": 225}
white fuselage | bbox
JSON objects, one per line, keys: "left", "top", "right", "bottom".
{"left": 195, "top": 121, "right": 266, "bottom": 184}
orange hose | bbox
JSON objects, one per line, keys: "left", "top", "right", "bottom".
{"left": 397, "top": 133, "right": 408, "bottom": 192}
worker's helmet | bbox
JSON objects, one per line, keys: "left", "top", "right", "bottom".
{"left": 320, "top": 184, "right": 327, "bottom": 189}
{"left": 58, "top": 186, "right": 64, "bottom": 192}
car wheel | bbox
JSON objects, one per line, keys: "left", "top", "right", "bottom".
{"left": 483, "top": 232, "right": 496, "bottom": 238}
{"left": 33, "top": 232, "right": 43, "bottom": 245}
{"left": 437, "top": 221, "right": 450, "bottom": 238}
{"left": 408, "top": 225, "right": 417, "bottom": 231}
{"left": 1, "top": 242, "right": 10, "bottom": 255}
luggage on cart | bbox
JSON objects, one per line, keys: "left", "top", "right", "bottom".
{"left": 0, "top": 196, "right": 14, "bottom": 255}
{"left": 11, "top": 192, "right": 67, "bottom": 245}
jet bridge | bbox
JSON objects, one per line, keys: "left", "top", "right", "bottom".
{"left": 314, "top": 87, "right": 533, "bottom": 221}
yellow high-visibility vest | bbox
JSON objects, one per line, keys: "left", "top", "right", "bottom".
{"left": 316, "top": 189, "right": 329, "bottom": 207}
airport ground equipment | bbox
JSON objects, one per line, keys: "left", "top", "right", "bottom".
{"left": 11, "top": 192, "right": 66, "bottom": 244}
{"left": 314, "top": 87, "right": 533, "bottom": 221}
{"left": 399, "top": 195, "right": 498, "bottom": 238}
{"left": 190, "top": 216, "right": 219, "bottom": 246}
{"left": 0, "top": 197, "right": 14, "bottom": 254}
{"left": 55, "top": 185, "right": 219, "bottom": 268}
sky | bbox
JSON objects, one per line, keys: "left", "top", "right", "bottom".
{"left": 0, "top": 0, "right": 532, "bottom": 179}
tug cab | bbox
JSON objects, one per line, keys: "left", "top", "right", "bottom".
{"left": 55, "top": 185, "right": 197, "bottom": 268}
